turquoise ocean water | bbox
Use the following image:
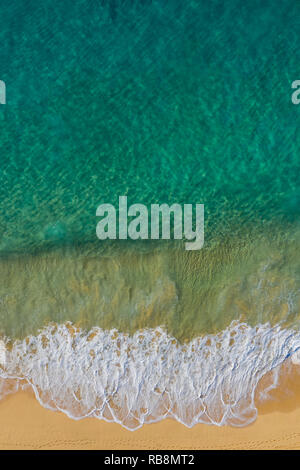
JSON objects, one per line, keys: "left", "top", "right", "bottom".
{"left": 0, "top": 0, "right": 299, "bottom": 428}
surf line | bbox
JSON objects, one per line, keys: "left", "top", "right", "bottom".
{"left": 96, "top": 196, "right": 204, "bottom": 250}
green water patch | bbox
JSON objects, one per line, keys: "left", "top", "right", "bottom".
{"left": 0, "top": 222, "right": 299, "bottom": 341}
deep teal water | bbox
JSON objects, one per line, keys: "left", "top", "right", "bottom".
{"left": 0, "top": 0, "right": 299, "bottom": 253}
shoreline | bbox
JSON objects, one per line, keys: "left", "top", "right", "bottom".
{"left": 0, "top": 370, "right": 299, "bottom": 450}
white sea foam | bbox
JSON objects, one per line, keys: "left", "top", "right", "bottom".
{"left": 291, "top": 350, "right": 300, "bottom": 365}
{"left": 0, "top": 341, "right": 6, "bottom": 366}
{"left": 0, "top": 321, "right": 299, "bottom": 430}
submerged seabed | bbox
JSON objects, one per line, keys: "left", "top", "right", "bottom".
{"left": 0, "top": 226, "right": 299, "bottom": 429}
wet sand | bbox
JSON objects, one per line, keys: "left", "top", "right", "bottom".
{"left": 0, "top": 369, "right": 299, "bottom": 450}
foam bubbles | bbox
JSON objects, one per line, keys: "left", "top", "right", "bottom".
{"left": 291, "top": 350, "right": 300, "bottom": 365}
{"left": 0, "top": 341, "right": 6, "bottom": 366}
{"left": 0, "top": 321, "right": 300, "bottom": 430}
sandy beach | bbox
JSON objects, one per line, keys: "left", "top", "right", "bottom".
{"left": 0, "top": 366, "right": 299, "bottom": 450}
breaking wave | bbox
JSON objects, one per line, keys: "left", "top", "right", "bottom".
{"left": 0, "top": 321, "right": 300, "bottom": 430}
